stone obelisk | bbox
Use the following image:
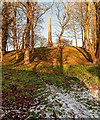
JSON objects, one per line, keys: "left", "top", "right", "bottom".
{"left": 47, "top": 17, "right": 53, "bottom": 47}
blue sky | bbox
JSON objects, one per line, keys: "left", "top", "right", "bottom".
{"left": 3, "top": 1, "right": 83, "bottom": 51}
{"left": 41, "top": 3, "right": 82, "bottom": 47}
{"left": 41, "top": 7, "right": 58, "bottom": 44}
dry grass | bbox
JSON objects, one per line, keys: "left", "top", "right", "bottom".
{"left": 3, "top": 46, "right": 92, "bottom": 67}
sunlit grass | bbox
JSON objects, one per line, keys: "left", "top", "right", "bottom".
{"left": 2, "top": 47, "right": 99, "bottom": 102}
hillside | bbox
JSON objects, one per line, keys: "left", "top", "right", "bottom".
{"left": 2, "top": 46, "right": 99, "bottom": 99}
{"left": 2, "top": 46, "right": 100, "bottom": 119}
{"left": 3, "top": 46, "right": 92, "bottom": 66}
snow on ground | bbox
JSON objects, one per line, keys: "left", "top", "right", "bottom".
{"left": 1, "top": 83, "right": 99, "bottom": 119}
{"left": 28, "top": 84, "right": 100, "bottom": 119}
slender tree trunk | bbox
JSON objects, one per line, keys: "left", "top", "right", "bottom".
{"left": 21, "top": 32, "right": 25, "bottom": 51}
{"left": 31, "top": 24, "right": 34, "bottom": 53}
{"left": 14, "top": 8, "right": 18, "bottom": 60}
{"left": 31, "top": 9, "right": 34, "bottom": 53}
{"left": 2, "top": 3, "right": 13, "bottom": 55}
{"left": 24, "top": 23, "right": 30, "bottom": 65}
{"left": 58, "top": 26, "right": 64, "bottom": 47}
{"left": 21, "top": 23, "right": 29, "bottom": 51}
{"left": 81, "top": 27, "right": 84, "bottom": 47}
{"left": 2, "top": 3, "right": 9, "bottom": 55}
{"left": 24, "top": 2, "right": 30, "bottom": 65}
{"left": 0, "top": 29, "right": 2, "bottom": 62}
{"left": 83, "top": 2, "right": 91, "bottom": 50}
{"left": 72, "top": 19, "right": 78, "bottom": 47}
{"left": 84, "top": 22, "right": 90, "bottom": 50}
{"left": 80, "top": 3, "right": 84, "bottom": 48}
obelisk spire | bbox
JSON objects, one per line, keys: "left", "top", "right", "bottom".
{"left": 47, "top": 17, "right": 53, "bottom": 47}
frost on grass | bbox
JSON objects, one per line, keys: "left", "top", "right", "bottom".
{"left": 28, "top": 84, "right": 100, "bottom": 119}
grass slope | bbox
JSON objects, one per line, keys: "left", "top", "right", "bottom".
{"left": 2, "top": 46, "right": 99, "bottom": 92}
{"left": 3, "top": 46, "right": 92, "bottom": 65}
{"left": 1, "top": 46, "right": 100, "bottom": 119}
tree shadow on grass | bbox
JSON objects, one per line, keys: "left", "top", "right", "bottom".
{"left": 73, "top": 47, "right": 93, "bottom": 62}
{"left": 32, "top": 47, "right": 64, "bottom": 75}
{"left": 30, "top": 47, "right": 51, "bottom": 63}
{"left": 13, "top": 47, "right": 51, "bottom": 65}
{"left": 15, "top": 52, "right": 24, "bottom": 64}
{"left": 56, "top": 47, "right": 64, "bottom": 75}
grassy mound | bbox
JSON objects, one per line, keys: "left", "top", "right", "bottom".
{"left": 2, "top": 46, "right": 100, "bottom": 119}
{"left": 3, "top": 46, "right": 92, "bottom": 66}
{"left": 2, "top": 47, "right": 99, "bottom": 93}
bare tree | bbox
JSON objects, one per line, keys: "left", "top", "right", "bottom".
{"left": 20, "top": 1, "right": 54, "bottom": 64}
{"left": 13, "top": 3, "right": 19, "bottom": 60}
{"left": 35, "top": 35, "right": 47, "bottom": 47}
{"left": 2, "top": 2, "right": 13, "bottom": 55}
{"left": 83, "top": 2, "right": 90, "bottom": 49}
{"left": 71, "top": 2, "right": 85, "bottom": 47}
{"left": 71, "top": 17, "right": 78, "bottom": 47}
{"left": 24, "top": 2, "right": 30, "bottom": 65}
{"left": 94, "top": 2, "right": 100, "bottom": 64}
{"left": 54, "top": 1, "right": 70, "bottom": 47}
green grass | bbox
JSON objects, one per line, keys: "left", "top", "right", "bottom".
{"left": 2, "top": 67, "right": 47, "bottom": 100}
{"left": 38, "top": 72, "right": 64, "bottom": 87}
{"left": 2, "top": 47, "right": 100, "bottom": 104}
{"left": 37, "top": 64, "right": 99, "bottom": 86}
{"left": 6, "top": 96, "right": 16, "bottom": 101}
{"left": 2, "top": 64, "right": 99, "bottom": 96}
{"left": 29, "top": 112, "right": 39, "bottom": 119}
{"left": 2, "top": 47, "right": 100, "bottom": 120}
{"left": 64, "top": 65, "right": 99, "bottom": 84}
{"left": 21, "top": 92, "right": 30, "bottom": 97}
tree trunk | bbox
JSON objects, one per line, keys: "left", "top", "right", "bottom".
{"left": 72, "top": 18, "right": 78, "bottom": 47}
{"left": 31, "top": 6, "right": 35, "bottom": 53}
{"left": 21, "top": 32, "right": 25, "bottom": 51}
{"left": 0, "top": 33, "right": 2, "bottom": 62}
{"left": 84, "top": 3, "right": 91, "bottom": 50}
{"left": 24, "top": 47, "right": 30, "bottom": 65}
{"left": 31, "top": 24, "right": 34, "bottom": 53}
{"left": 2, "top": 3, "right": 9, "bottom": 55}
{"left": 13, "top": 8, "right": 18, "bottom": 60}
{"left": 95, "top": 2, "right": 100, "bottom": 64}
{"left": 83, "top": 2, "right": 97, "bottom": 64}
{"left": 2, "top": 3, "right": 13, "bottom": 55}
{"left": 21, "top": 23, "right": 29, "bottom": 51}
{"left": 58, "top": 26, "right": 64, "bottom": 47}
{"left": 24, "top": 2, "right": 30, "bottom": 65}
{"left": 31, "top": 10, "right": 34, "bottom": 53}
{"left": 92, "top": 4, "right": 97, "bottom": 50}
{"left": 91, "top": 3, "right": 97, "bottom": 64}
{"left": 81, "top": 27, "right": 84, "bottom": 47}
{"left": 80, "top": 3, "right": 84, "bottom": 48}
